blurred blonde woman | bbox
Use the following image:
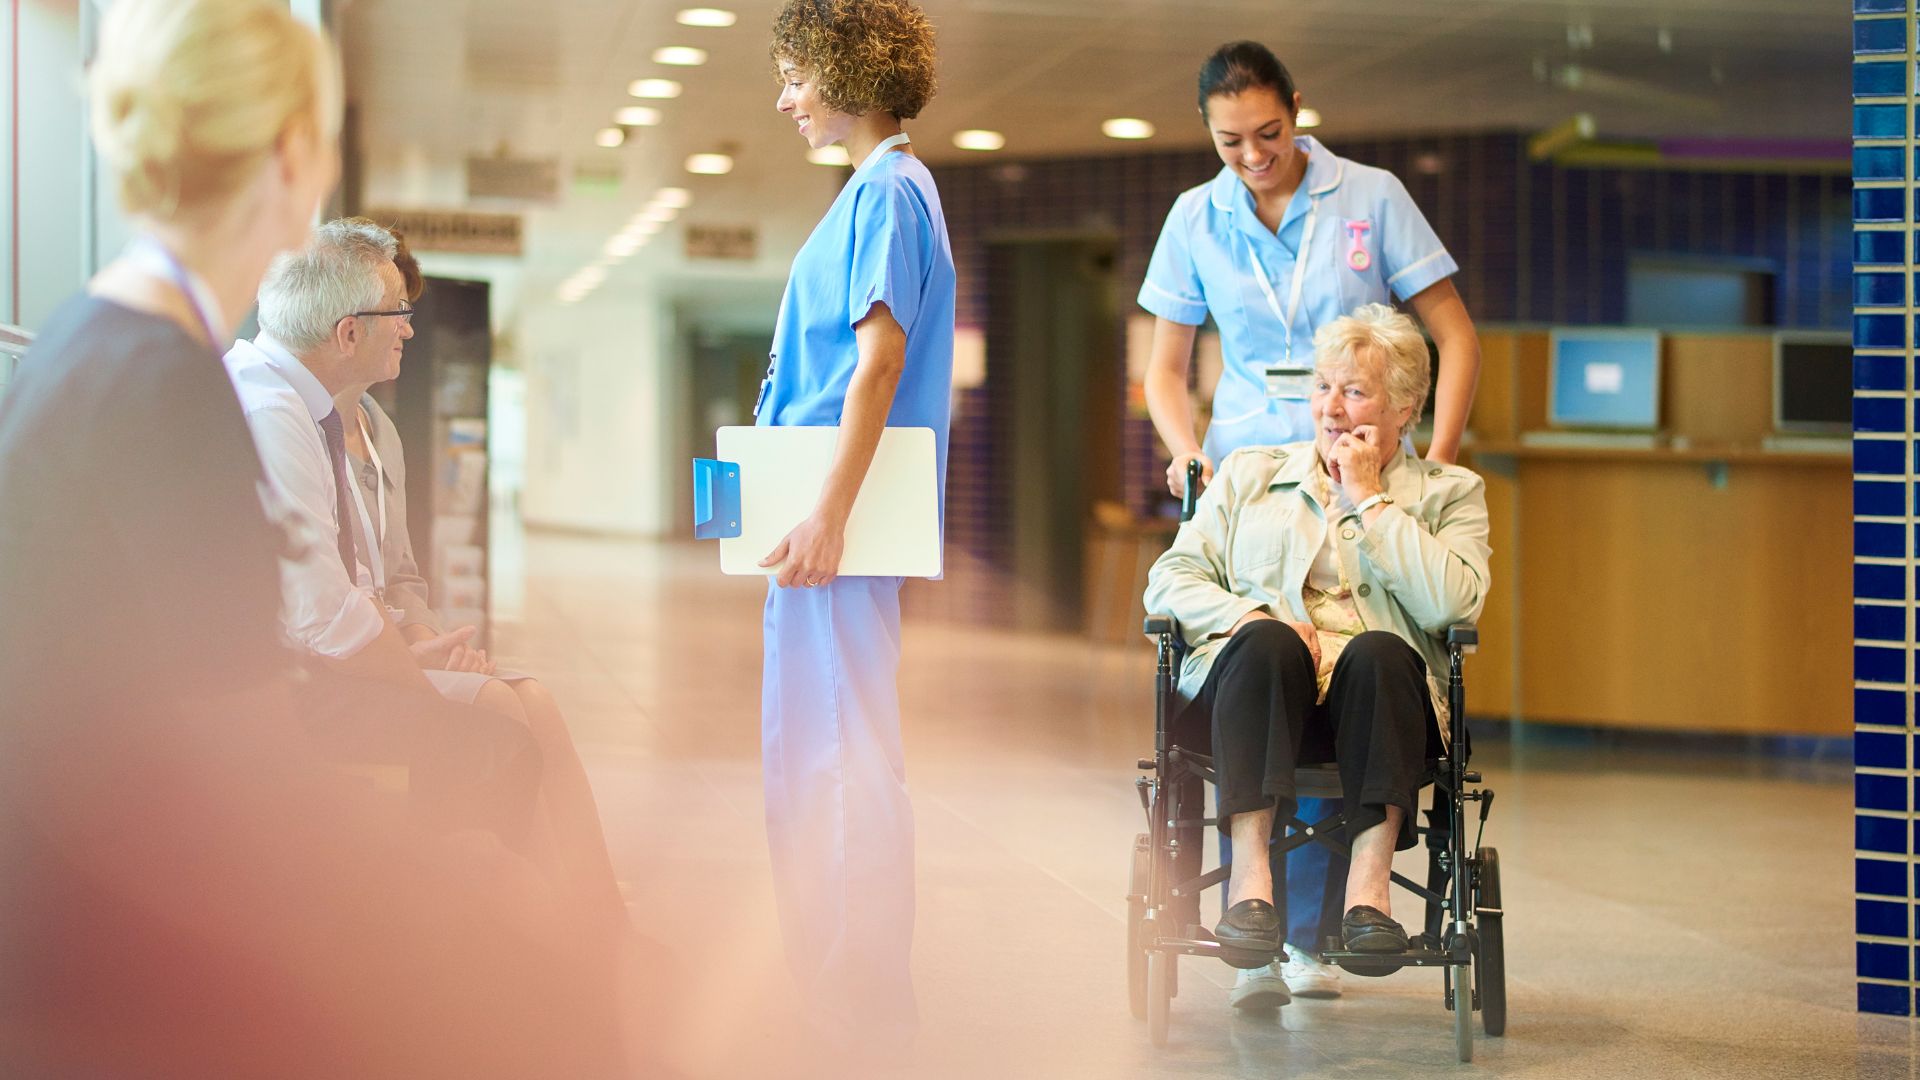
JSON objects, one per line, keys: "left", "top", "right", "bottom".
{"left": 0, "top": 2, "right": 627, "bottom": 1076}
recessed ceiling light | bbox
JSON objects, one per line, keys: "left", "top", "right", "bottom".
{"left": 676, "top": 7, "right": 736, "bottom": 27}
{"left": 651, "top": 187, "right": 693, "bottom": 208}
{"left": 952, "top": 129, "right": 1005, "bottom": 152}
{"left": 1101, "top": 118, "right": 1155, "bottom": 140}
{"left": 629, "top": 219, "right": 664, "bottom": 237}
{"left": 577, "top": 267, "right": 608, "bottom": 289}
{"left": 807, "top": 145, "right": 851, "bottom": 166}
{"left": 653, "top": 46, "right": 707, "bottom": 66}
{"left": 1296, "top": 108, "right": 1322, "bottom": 129}
{"left": 641, "top": 204, "right": 679, "bottom": 223}
{"left": 629, "top": 78, "right": 684, "bottom": 99}
{"left": 685, "top": 152, "right": 733, "bottom": 175}
{"left": 595, "top": 127, "right": 626, "bottom": 148}
{"left": 605, "top": 234, "right": 646, "bottom": 259}
{"left": 615, "top": 106, "right": 662, "bottom": 127}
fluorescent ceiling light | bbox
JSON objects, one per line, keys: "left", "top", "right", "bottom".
{"left": 640, "top": 204, "right": 679, "bottom": 223}
{"left": 685, "top": 152, "right": 733, "bottom": 175}
{"left": 653, "top": 46, "right": 708, "bottom": 66}
{"left": 952, "top": 129, "right": 1006, "bottom": 152}
{"left": 629, "top": 78, "right": 683, "bottom": 99}
{"left": 605, "top": 234, "right": 645, "bottom": 258}
{"left": 807, "top": 145, "right": 851, "bottom": 166}
{"left": 1296, "top": 107, "right": 1322, "bottom": 129}
{"left": 651, "top": 186, "right": 693, "bottom": 208}
{"left": 1101, "top": 118, "right": 1155, "bottom": 140}
{"left": 614, "top": 106, "right": 662, "bottom": 127}
{"left": 676, "top": 8, "right": 736, "bottom": 27}
{"left": 595, "top": 127, "right": 625, "bottom": 148}
{"left": 629, "top": 219, "right": 665, "bottom": 237}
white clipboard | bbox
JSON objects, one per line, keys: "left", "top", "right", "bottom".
{"left": 693, "top": 426, "right": 942, "bottom": 578}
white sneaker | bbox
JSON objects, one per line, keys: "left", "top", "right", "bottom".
{"left": 1282, "top": 943, "right": 1343, "bottom": 999}
{"left": 1227, "top": 962, "right": 1290, "bottom": 1010}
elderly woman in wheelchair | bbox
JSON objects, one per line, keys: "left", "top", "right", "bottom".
{"left": 1143, "top": 303, "right": 1490, "bottom": 968}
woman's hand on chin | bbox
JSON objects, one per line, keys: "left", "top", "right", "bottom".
{"left": 1331, "top": 424, "right": 1388, "bottom": 502}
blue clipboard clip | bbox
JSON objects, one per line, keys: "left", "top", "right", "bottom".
{"left": 691, "top": 458, "right": 742, "bottom": 539}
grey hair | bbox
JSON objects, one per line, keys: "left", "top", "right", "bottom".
{"left": 1312, "top": 302, "right": 1431, "bottom": 424}
{"left": 256, "top": 218, "right": 399, "bottom": 352}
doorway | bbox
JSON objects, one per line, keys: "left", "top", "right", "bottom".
{"left": 989, "top": 235, "right": 1122, "bottom": 632}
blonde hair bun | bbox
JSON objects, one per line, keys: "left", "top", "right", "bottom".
{"left": 88, "top": 0, "right": 339, "bottom": 216}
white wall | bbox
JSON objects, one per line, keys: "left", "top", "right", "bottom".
{"left": 16, "top": 0, "right": 84, "bottom": 330}
{"left": 518, "top": 279, "right": 675, "bottom": 534}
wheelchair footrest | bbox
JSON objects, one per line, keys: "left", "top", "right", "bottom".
{"left": 1317, "top": 945, "right": 1460, "bottom": 978}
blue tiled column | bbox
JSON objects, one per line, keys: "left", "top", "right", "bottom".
{"left": 1855, "top": 0, "right": 1919, "bottom": 1019}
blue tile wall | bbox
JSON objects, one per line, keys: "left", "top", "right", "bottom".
{"left": 1860, "top": 856, "right": 1906, "bottom": 896}
{"left": 1858, "top": 229, "right": 1905, "bottom": 265}
{"left": 1858, "top": 61, "right": 1909, "bottom": 97}
{"left": 1858, "top": 0, "right": 1920, "bottom": 1007}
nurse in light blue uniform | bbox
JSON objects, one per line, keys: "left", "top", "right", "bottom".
{"left": 757, "top": 0, "right": 952, "bottom": 1054}
{"left": 1139, "top": 41, "right": 1482, "bottom": 1009}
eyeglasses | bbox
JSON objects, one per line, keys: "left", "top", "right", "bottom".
{"left": 347, "top": 304, "right": 414, "bottom": 324}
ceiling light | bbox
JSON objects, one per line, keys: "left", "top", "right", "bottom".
{"left": 640, "top": 204, "right": 679, "bottom": 223}
{"left": 807, "top": 145, "right": 851, "bottom": 166}
{"left": 605, "top": 234, "right": 646, "bottom": 258}
{"left": 1101, "top": 118, "right": 1155, "bottom": 140}
{"left": 595, "top": 127, "right": 625, "bottom": 148}
{"left": 629, "top": 78, "right": 683, "bottom": 99}
{"left": 685, "top": 152, "right": 733, "bottom": 175}
{"left": 614, "top": 106, "right": 662, "bottom": 127}
{"left": 1296, "top": 108, "right": 1322, "bottom": 129}
{"left": 651, "top": 186, "right": 693, "bottom": 208}
{"left": 629, "top": 219, "right": 664, "bottom": 237}
{"left": 952, "top": 130, "right": 1005, "bottom": 152}
{"left": 676, "top": 7, "right": 736, "bottom": 27}
{"left": 653, "top": 46, "right": 707, "bottom": 67}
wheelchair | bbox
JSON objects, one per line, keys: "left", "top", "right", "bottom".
{"left": 1125, "top": 464, "right": 1506, "bottom": 1062}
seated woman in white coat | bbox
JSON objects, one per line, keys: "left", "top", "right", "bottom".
{"left": 1143, "top": 304, "right": 1491, "bottom": 965}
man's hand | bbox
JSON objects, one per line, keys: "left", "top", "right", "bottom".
{"left": 409, "top": 625, "right": 493, "bottom": 674}
{"left": 760, "top": 512, "right": 847, "bottom": 590}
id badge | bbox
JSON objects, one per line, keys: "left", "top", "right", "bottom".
{"left": 1264, "top": 365, "right": 1313, "bottom": 400}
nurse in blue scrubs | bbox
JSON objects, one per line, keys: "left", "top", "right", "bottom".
{"left": 1139, "top": 40, "right": 1482, "bottom": 1009}
{"left": 756, "top": 0, "right": 952, "bottom": 1055}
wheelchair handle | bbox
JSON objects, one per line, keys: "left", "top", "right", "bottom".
{"left": 1180, "top": 458, "right": 1203, "bottom": 522}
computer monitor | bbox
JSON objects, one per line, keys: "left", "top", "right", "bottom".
{"left": 1547, "top": 328, "right": 1662, "bottom": 431}
{"left": 1772, "top": 331, "right": 1851, "bottom": 436}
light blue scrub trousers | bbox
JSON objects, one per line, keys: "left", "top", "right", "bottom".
{"left": 762, "top": 575, "right": 917, "bottom": 1047}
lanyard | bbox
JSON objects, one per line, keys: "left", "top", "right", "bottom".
{"left": 341, "top": 403, "right": 389, "bottom": 591}
{"left": 126, "top": 236, "right": 226, "bottom": 351}
{"left": 1241, "top": 200, "right": 1320, "bottom": 364}
{"left": 856, "top": 131, "right": 912, "bottom": 173}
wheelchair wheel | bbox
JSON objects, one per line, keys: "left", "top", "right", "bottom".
{"left": 1147, "top": 948, "right": 1173, "bottom": 1047}
{"left": 1476, "top": 847, "right": 1507, "bottom": 1037}
{"left": 1127, "top": 834, "right": 1150, "bottom": 1021}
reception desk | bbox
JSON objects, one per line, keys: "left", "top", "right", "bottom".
{"left": 1458, "top": 329, "right": 1849, "bottom": 736}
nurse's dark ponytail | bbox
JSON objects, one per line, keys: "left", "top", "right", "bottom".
{"left": 1198, "top": 41, "right": 1297, "bottom": 116}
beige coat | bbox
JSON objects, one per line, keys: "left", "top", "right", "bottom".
{"left": 1142, "top": 441, "right": 1491, "bottom": 744}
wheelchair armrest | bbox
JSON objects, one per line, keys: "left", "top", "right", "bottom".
{"left": 1447, "top": 623, "right": 1479, "bottom": 652}
{"left": 1143, "top": 613, "right": 1180, "bottom": 639}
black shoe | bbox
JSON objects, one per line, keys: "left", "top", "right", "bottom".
{"left": 1214, "top": 899, "right": 1282, "bottom": 967}
{"left": 1341, "top": 905, "right": 1409, "bottom": 954}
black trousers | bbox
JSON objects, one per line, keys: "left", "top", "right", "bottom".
{"left": 295, "top": 665, "right": 544, "bottom": 853}
{"left": 1191, "top": 621, "right": 1437, "bottom": 852}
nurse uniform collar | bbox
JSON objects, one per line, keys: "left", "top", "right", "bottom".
{"left": 854, "top": 131, "right": 912, "bottom": 174}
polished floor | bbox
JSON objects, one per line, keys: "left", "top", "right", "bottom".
{"left": 492, "top": 528, "right": 1897, "bottom": 1079}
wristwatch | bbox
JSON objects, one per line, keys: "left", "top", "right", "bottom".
{"left": 1353, "top": 492, "right": 1395, "bottom": 516}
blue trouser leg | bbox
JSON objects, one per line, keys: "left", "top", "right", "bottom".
{"left": 1287, "top": 796, "right": 1349, "bottom": 951}
{"left": 762, "top": 577, "right": 917, "bottom": 1047}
